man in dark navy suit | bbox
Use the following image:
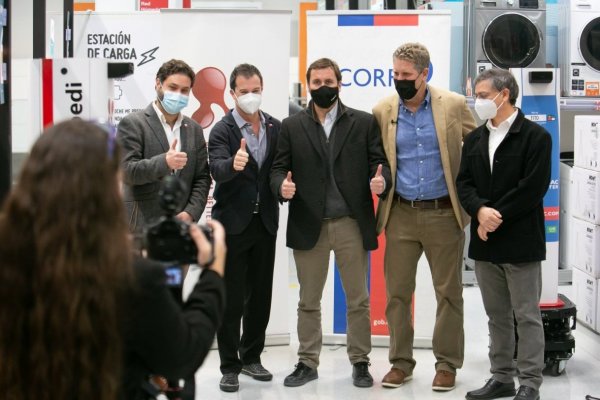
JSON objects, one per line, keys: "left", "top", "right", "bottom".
{"left": 208, "top": 63, "right": 281, "bottom": 393}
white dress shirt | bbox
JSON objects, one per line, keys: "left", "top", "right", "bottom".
{"left": 322, "top": 102, "right": 339, "bottom": 139}
{"left": 152, "top": 100, "right": 183, "bottom": 151}
{"left": 486, "top": 109, "right": 518, "bottom": 172}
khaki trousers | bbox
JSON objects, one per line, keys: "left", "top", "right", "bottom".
{"left": 384, "top": 201, "right": 465, "bottom": 374}
{"left": 293, "top": 217, "right": 371, "bottom": 369}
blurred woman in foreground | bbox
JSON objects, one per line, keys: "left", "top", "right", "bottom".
{"left": 0, "top": 119, "right": 226, "bottom": 400}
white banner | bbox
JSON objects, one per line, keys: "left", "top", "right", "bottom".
{"left": 159, "top": 9, "right": 292, "bottom": 341}
{"left": 307, "top": 10, "right": 452, "bottom": 345}
{"left": 307, "top": 10, "right": 451, "bottom": 112}
{"left": 72, "top": 11, "right": 162, "bottom": 123}
{"left": 159, "top": 9, "right": 291, "bottom": 128}
{"left": 65, "top": 9, "right": 292, "bottom": 342}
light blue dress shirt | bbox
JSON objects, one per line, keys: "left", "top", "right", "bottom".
{"left": 395, "top": 89, "right": 448, "bottom": 200}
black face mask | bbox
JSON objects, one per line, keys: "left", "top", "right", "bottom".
{"left": 394, "top": 78, "right": 421, "bottom": 101}
{"left": 310, "top": 85, "right": 339, "bottom": 109}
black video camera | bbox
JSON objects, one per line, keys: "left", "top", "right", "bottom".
{"left": 145, "top": 175, "right": 212, "bottom": 267}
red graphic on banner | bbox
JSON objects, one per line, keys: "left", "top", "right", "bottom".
{"left": 191, "top": 67, "right": 229, "bottom": 129}
{"left": 544, "top": 206, "right": 560, "bottom": 220}
{"left": 139, "top": 0, "right": 168, "bottom": 10}
{"left": 374, "top": 14, "right": 419, "bottom": 26}
{"left": 370, "top": 231, "right": 389, "bottom": 335}
{"left": 370, "top": 195, "right": 415, "bottom": 335}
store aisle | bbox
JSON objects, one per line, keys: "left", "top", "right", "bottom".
{"left": 194, "top": 285, "right": 600, "bottom": 400}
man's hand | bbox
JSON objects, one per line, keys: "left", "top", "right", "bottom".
{"left": 477, "top": 206, "right": 503, "bottom": 232}
{"left": 166, "top": 138, "right": 188, "bottom": 170}
{"left": 281, "top": 171, "right": 296, "bottom": 200}
{"left": 176, "top": 211, "right": 193, "bottom": 223}
{"left": 370, "top": 164, "right": 385, "bottom": 195}
{"left": 233, "top": 138, "right": 249, "bottom": 171}
{"left": 477, "top": 224, "right": 489, "bottom": 241}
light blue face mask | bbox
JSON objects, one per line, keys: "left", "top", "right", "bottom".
{"left": 159, "top": 89, "right": 189, "bottom": 115}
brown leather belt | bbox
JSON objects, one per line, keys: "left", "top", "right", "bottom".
{"left": 394, "top": 194, "right": 453, "bottom": 209}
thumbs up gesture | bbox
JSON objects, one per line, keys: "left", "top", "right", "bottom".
{"left": 370, "top": 164, "right": 385, "bottom": 195}
{"left": 166, "top": 138, "right": 188, "bottom": 170}
{"left": 281, "top": 171, "right": 296, "bottom": 200}
{"left": 233, "top": 138, "right": 249, "bottom": 171}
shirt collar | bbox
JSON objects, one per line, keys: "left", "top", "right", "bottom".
{"left": 324, "top": 102, "right": 339, "bottom": 124}
{"left": 486, "top": 108, "right": 519, "bottom": 132}
{"left": 232, "top": 108, "right": 265, "bottom": 130}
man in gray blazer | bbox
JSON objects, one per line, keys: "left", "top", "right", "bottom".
{"left": 118, "top": 59, "right": 211, "bottom": 232}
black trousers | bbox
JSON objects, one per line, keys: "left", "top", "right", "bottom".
{"left": 217, "top": 214, "right": 276, "bottom": 374}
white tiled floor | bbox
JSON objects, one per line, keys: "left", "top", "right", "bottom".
{"left": 194, "top": 284, "right": 600, "bottom": 400}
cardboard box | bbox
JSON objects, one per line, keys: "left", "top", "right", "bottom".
{"left": 572, "top": 267, "right": 598, "bottom": 331}
{"left": 571, "top": 216, "right": 600, "bottom": 278}
{"left": 559, "top": 161, "right": 573, "bottom": 269}
{"left": 571, "top": 166, "right": 600, "bottom": 225}
{"left": 574, "top": 115, "right": 600, "bottom": 172}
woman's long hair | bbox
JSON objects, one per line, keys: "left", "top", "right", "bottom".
{"left": 0, "top": 119, "right": 132, "bottom": 400}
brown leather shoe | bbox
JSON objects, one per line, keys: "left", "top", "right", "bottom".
{"left": 382, "top": 367, "right": 412, "bottom": 388}
{"left": 432, "top": 370, "right": 456, "bottom": 391}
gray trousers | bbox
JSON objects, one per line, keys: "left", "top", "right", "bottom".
{"left": 474, "top": 261, "right": 545, "bottom": 390}
{"left": 293, "top": 217, "right": 371, "bottom": 369}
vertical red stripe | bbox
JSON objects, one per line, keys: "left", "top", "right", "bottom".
{"left": 370, "top": 230, "right": 389, "bottom": 335}
{"left": 370, "top": 195, "right": 416, "bottom": 336}
{"left": 182, "top": 0, "right": 191, "bottom": 8}
{"left": 374, "top": 14, "right": 419, "bottom": 26}
{"left": 42, "top": 59, "right": 54, "bottom": 128}
{"left": 370, "top": 194, "right": 389, "bottom": 335}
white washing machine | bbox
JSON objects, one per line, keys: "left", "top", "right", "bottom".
{"left": 464, "top": 0, "right": 546, "bottom": 93}
{"left": 559, "top": 0, "right": 600, "bottom": 97}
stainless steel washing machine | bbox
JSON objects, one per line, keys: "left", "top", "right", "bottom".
{"left": 464, "top": 0, "right": 547, "bottom": 93}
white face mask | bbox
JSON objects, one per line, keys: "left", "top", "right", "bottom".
{"left": 236, "top": 92, "right": 262, "bottom": 114}
{"left": 474, "top": 91, "right": 502, "bottom": 121}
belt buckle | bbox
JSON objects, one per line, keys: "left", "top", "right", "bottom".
{"left": 410, "top": 200, "right": 418, "bottom": 209}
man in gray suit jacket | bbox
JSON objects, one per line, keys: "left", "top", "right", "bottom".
{"left": 118, "top": 59, "right": 211, "bottom": 232}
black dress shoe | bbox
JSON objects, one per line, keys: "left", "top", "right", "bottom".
{"left": 283, "top": 362, "right": 318, "bottom": 387}
{"left": 219, "top": 373, "right": 239, "bottom": 392}
{"left": 466, "top": 378, "right": 516, "bottom": 400}
{"left": 514, "top": 385, "right": 540, "bottom": 400}
{"left": 352, "top": 362, "right": 373, "bottom": 388}
{"left": 241, "top": 363, "right": 273, "bottom": 381}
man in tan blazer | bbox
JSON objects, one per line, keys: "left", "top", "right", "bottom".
{"left": 372, "top": 43, "right": 476, "bottom": 392}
